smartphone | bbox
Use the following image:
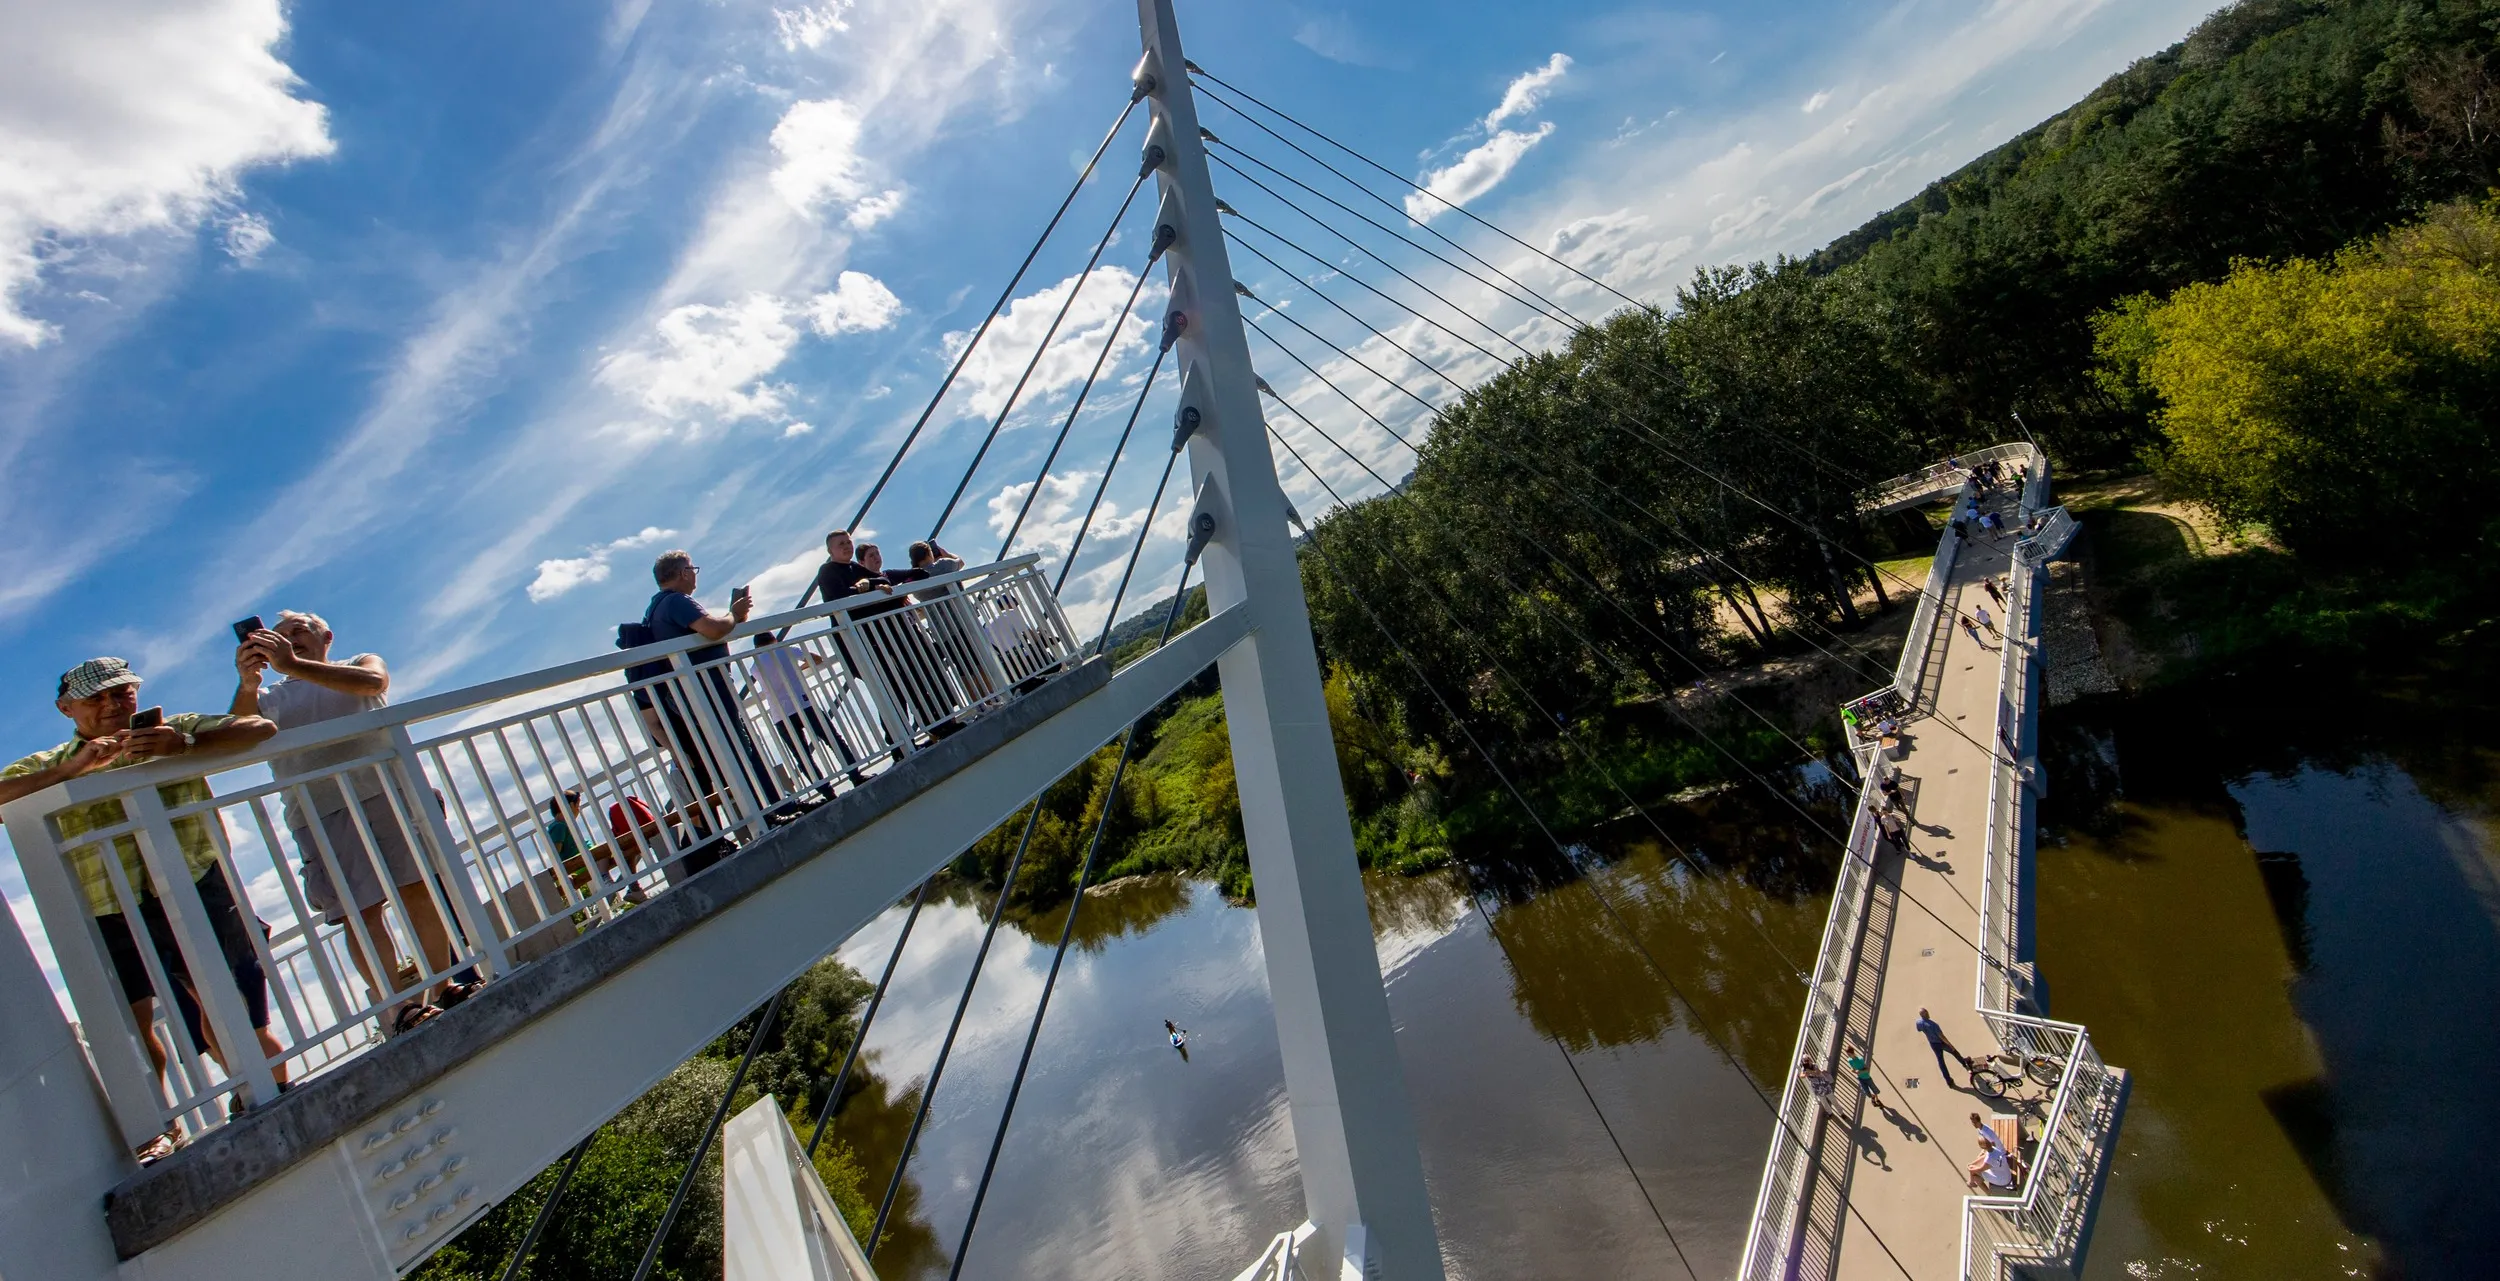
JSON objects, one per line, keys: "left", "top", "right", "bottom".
{"left": 233, "top": 616, "right": 264, "bottom": 644}
{"left": 732, "top": 584, "right": 752, "bottom": 604}
{"left": 130, "top": 707, "right": 165, "bottom": 730}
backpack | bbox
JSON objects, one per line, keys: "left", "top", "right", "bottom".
{"left": 618, "top": 621, "right": 671, "bottom": 689}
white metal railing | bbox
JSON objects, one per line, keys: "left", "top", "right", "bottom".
{"left": 1, "top": 557, "right": 1080, "bottom": 1149}
{"left": 1744, "top": 446, "right": 2124, "bottom": 1281}
{"left": 1955, "top": 501, "right": 2124, "bottom": 1278}
{"left": 1959, "top": 1013, "right": 2126, "bottom": 1280}
{"left": 1734, "top": 739, "right": 1891, "bottom": 1280}
{"left": 1861, "top": 441, "right": 2038, "bottom": 514}
{"left": 1889, "top": 484, "right": 1968, "bottom": 709}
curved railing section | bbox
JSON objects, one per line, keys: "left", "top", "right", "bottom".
{"left": 2, "top": 558, "right": 1080, "bottom": 1150}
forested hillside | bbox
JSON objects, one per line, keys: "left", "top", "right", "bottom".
{"left": 1812, "top": 0, "right": 2500, "bottom": 463}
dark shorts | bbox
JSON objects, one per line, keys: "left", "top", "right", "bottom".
{"left": 95, "top": 866, "right": 270, "bottom": 1052}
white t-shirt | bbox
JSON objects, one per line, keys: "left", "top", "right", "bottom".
{"left": 984, "top": 610, "right": 1038, "bottom": 655}
{"left": 260, "top": 664, "right": 391, "bottom": 828}
{"left": 752, "top": 646, "right": 813, "bottom": 722}
{"left": 1978, "top": 1146, "right": 2015, "bottom": 1189}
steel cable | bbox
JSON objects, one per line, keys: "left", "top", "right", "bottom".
{"left": 929, "top": 165, "right": 1156, "bottom": 542}
{"left": 1184, "top": 63, "right": 1646, "bottom": 310}
{"left": 782, "top": 93, "right": 1139, "bottom": 615}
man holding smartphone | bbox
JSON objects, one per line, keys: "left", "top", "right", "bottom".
{"left": 234, "top": 612, "right": 474, "bottom": 1032}
{"left": 642, "top": 550, "right": 778, "bottom": 850}
{"left": 0, "top": 658, "right": 285, "bottom": 1156}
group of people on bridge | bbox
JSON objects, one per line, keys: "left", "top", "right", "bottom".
{"left": 0, "top": 526, "right": 1060, "bottom": 1162}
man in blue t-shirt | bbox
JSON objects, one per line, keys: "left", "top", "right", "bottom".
{"left": 641, "top": 551, "right": 779, "bottom": 837}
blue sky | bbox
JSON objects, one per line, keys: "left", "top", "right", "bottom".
{"left": 0, "top": 0, "right": 2219, "bottom": 952}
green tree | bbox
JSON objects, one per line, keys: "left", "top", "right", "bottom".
{"left": 2097, "top": 198, "right": 2500, "bottom": 552}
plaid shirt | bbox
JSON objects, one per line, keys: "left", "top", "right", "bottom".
{"left": 1, "top": 713, "right": 235, "bottom": 917}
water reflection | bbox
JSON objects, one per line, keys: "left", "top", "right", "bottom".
{"left": 2038, "top": 669, "right": 2500, "bottom": 1280}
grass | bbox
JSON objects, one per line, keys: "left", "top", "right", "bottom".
{"left": 2058, "top": 473, "right": 2481, "bottom": 684}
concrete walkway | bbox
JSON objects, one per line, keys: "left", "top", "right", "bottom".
{"left": 1801, "top": 488, "right": 2033, "bottom": 1281}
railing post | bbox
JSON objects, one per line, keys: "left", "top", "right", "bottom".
{"left": 0, "top": 791, "right": 166, "bottom": 1147}
{"left": 122, "top": 784, "right": 281, "bottom": 1109}
{"left": 1134, "top": 7, "right": 1445, "bottom": 1275}
{"left": 387, "top": 727, "right": 511, "bottom": 979}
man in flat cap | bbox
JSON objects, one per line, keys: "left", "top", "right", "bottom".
{"left": 0, "top": 658, "right": 283, "bottom": 1157}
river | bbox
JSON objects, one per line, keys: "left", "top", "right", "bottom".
{"left": 819, "top": 666, "right": 2493, "bottom": 1280}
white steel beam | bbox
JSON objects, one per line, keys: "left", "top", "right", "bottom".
{"left": 1133, "top": 5, "right": 1446, "bottom": 1275}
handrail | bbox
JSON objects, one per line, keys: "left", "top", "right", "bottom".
{"left": 37, "top": 556, "right": 1048, "bottom": 807}
{"left": 1, "top": 555, "right": 1085, "bottom": 1148}
{"left": 1861, "top": 441, "right": 2040, "bottom": 514}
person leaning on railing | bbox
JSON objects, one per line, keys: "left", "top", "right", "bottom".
{"left": 642, "top": 549, "right": 781, "bottom": 853}
{"left": 890, "top": 539, "right": 996, "bottom": 705}
{"left": 233, "top": 611, "right": 477, "bottom": 1034}
{"left": 0, "top": 657, "right": 287, "bottom": 1159}
{"left": 856, "top": 542, "right": 961, "bottom": 738}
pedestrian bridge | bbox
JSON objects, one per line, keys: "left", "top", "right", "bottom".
{"left": 1740, "top": 443, "right": 2130, "bottom": 1281}
{"left": 0, "top": 555, "right": 1263, "bottom": 1274}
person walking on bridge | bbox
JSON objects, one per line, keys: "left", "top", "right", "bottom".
{"left": 1846, "top": 1044, "right": 1880, "bottom": 1101}
{"left": 1915, "top": 1008, "right": 1963, "bottom": 1087}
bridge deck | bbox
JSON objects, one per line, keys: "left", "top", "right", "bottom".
{"left": 1815, "top": 494, "right": 2030, "bottom": 1280}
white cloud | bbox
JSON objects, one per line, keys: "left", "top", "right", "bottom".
{"left": 1404, "top": 124, "right": 1555, "bottom": 222}
{"left": 845, "top": 188, "right": 905, "bottom": 230}
{"left": 945, "top": 266, "right": 1161, "bottom": 419}
{"left": 597, "top": 292, "right": 800, "bottom": 427}
{"left": 1802, "top": 89, "right": 1833, "bottom": 113}
{"left": 222, "top": 211, "right": 275, "bottom": 263}
{"left": 782, "top": 420, "right": 816, "bottom": 437}
{"left": 0, "top": 0, "right": 334, "bottom": 345}
{"left": 806, "top": 269, "right": 901, "bottom": 334}
{"left": 773, "top": 2, "right": 853, "bottom": 50}
{"left": 1484, "top": 53, "right": 1572, "bottom": 130}
{"left": 528, "top": 525, "right": 678, "bottom": 602}
{"left": 770, "top": 98, "right": 879, "bottom": 220}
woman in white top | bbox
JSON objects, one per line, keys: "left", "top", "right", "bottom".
{"left": 1968, "top": 1137, "right": 2018, "bottom": 1192}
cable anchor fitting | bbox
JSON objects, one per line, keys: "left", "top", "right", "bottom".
{"left": 1159, "top": 310, "right": 1189, "bottom": 353}
{"left": 1233, "top": 281, "right": 1258, "bottom": 302}
{"left": 1213, "top": 197, "right": 1238, "bottom": 216}
{"left": 1198, "top": 126, "right": 1221, "bottom": 143}
{"left": 1137, "top": 143, "right": 1166, "bottom": 180}
{"left": 1148, "top": 221, "right": 1179, "bottom": 264}
{"left": 1171, "top": 404, "right": 1202, "bottom": 453}
{"left": 1184, "top": 510, "right": 1219, "bottom": 566}
{"left": 1253, "top": 374, "right": 1278, "bottom": 398}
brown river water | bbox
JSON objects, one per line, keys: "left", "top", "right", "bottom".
{"left": 819, "top": 663, "right": 2495, "bottom": 1280}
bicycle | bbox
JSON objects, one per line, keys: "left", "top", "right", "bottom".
{"left": 1966, "top": 1050, "right": 2064, "bottom": 1099}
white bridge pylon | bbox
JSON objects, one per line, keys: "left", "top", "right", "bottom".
{"left": 0, "top": 3, "right": 1443, "bottom": 1279}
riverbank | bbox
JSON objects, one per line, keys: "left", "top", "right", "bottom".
{"left": 2058, "top": 473, "right": 2500, "bottom": 691}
